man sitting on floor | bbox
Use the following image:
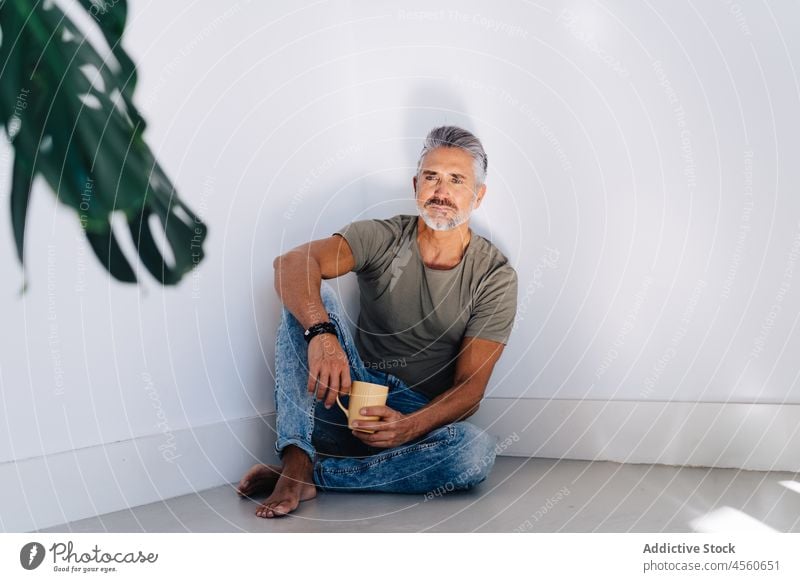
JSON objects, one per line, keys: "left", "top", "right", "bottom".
{"left": 237, "top": 125, "right": 518, "bottom": 518}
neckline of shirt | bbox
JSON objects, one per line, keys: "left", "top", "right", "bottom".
{"left": 411, "top": 216, "right": 473, "bottom": 273}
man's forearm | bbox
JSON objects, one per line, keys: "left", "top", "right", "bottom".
{"left": 273, "top": 252, "right": 329, "bottom": 329}
{"left": 409, "top": 381, "right": 484, "bottom": 437}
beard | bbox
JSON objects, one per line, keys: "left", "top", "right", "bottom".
{"left": 418, "top": 195, "right": 476, "bottom": 231}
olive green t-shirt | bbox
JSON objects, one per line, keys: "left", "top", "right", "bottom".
{"left": 333, "top": 214, "right": 517, "bottom": 400}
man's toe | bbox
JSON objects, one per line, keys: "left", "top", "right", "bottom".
{"left": 266, "top": 500, "right": 294, "bottom": 518}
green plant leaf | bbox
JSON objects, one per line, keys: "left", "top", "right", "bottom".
{"left": 10, "top": 153, "right": 33, "bottom": 264}
{"left": 85, "top": 227, "right": 137, "bottom": 283}
{"left": 0, "top": 0, "right": 207, "bottom": 290}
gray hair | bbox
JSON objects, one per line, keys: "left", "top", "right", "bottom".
{"left": 416, "top": 126, "right": 488, "bottom": 188}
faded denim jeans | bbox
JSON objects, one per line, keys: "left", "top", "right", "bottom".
{"left": 273, "top": 281, "right": 498, "bottom": 494}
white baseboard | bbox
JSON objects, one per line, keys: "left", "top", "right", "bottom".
{"left": 3, "top": 398, "right": 797, "bottom": 532}
{"left": 472, "top": 398, "right": 800, "bottom": 473}
{"left": 1, "top": 415, "right": 280, "bottom": 533}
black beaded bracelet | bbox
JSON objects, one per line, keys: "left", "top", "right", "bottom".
{"left": 303, "top": 321, "right": 337, "bottom": 343}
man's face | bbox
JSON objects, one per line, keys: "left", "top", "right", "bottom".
{"left": 413, "top": 147, "right": 486, "bottom": 231}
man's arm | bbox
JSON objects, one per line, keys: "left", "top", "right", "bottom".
{"left": 352, "top": 336, "right": 506, "bottom": 446}
{"left": 274, "top": 234, "right": 356, "bottom": 407}
{"left": 410, "top": 336, "right": 506, "bottom": 434}
{"left": 273, "top": 234, "right": 355, "bottom": 329}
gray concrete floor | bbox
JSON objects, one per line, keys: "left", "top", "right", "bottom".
{"left": 39, "top": 457, "right": 800, "bottom": 533}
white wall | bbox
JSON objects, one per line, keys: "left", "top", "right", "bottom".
{"left": 2, "top": 0, "right": 799, "bottom": 531}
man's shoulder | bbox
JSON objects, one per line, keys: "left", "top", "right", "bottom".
{"left": 471, "top": 232, "right": 516, "bottom": 276}
{"left": 334, "top": 215, "right": 416, "bottom": 274}
{"left": 468, "top": 235, "right": 518, "bottom": 310}
{"left": 341, "top": 214, "right": 415, "bottom": 236}
{"left": 377, "top": 214, "right": 416, "bottom": 233}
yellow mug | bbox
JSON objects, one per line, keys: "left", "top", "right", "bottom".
{"left": 336, "top": 380, "right": 389, "bottom": 433}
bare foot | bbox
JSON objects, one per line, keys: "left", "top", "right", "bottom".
{"left": 256, "top": 477, "right": 316, "bottom": 518}
{"left": 255, "top": 447, "right": 316, "bottom": 518}
{"left": 237, "top": 464, "right": 282, "bottom": 497}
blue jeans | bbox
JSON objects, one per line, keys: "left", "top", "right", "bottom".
{"left": 273, "top": 282, "right": 498, "bottom": 494}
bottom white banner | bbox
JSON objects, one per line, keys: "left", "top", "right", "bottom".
{"left": 1, "top": 533, "right": 798, "bottom": 581}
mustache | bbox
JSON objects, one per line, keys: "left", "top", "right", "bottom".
{"left": 425, "top": 198, "right": 456, "bottom": 209}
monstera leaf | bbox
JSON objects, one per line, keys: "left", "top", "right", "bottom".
{"left": 0, "top": 0, "right": 206, "bottom": 290}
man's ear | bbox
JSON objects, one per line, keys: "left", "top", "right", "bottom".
{"left": 412, "top": 175, "right": 417, "bottom": 194}
{"left": 474, "top": 183, "right": 487, "bottom": 209}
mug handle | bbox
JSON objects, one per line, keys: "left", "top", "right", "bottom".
{"left": 336, "top": 394, "right": 349, "bottom": 418}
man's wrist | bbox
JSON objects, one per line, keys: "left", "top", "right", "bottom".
{"left": 304, "top": 320, "right": 337, "bottom": 343}
{"left": 300, "top": 296, "right": 331, "bottom": 330}
{"left": 407, "top": 406, "right": 434, "bottom": 439}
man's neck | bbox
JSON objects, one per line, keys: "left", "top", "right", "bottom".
{"left": 416, "top": 217, "right": 472, "bottom": 269}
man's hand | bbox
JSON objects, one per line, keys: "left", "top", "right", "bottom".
{"left": 350, "top": 405, "right": 421, "bottom": 448}
{"left": 307, "top": 332, "right": 351, "bottom": 409}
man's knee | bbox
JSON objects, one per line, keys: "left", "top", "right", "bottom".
{"left": 446, "top": 422, "right": 498, "bottom": 490}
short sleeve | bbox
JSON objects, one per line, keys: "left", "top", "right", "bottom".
{"left": 333, "top": 219, "right": 398, "bottom": 275}
{"left": 464, "top": 264, "right": 518, "bottom": 344}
